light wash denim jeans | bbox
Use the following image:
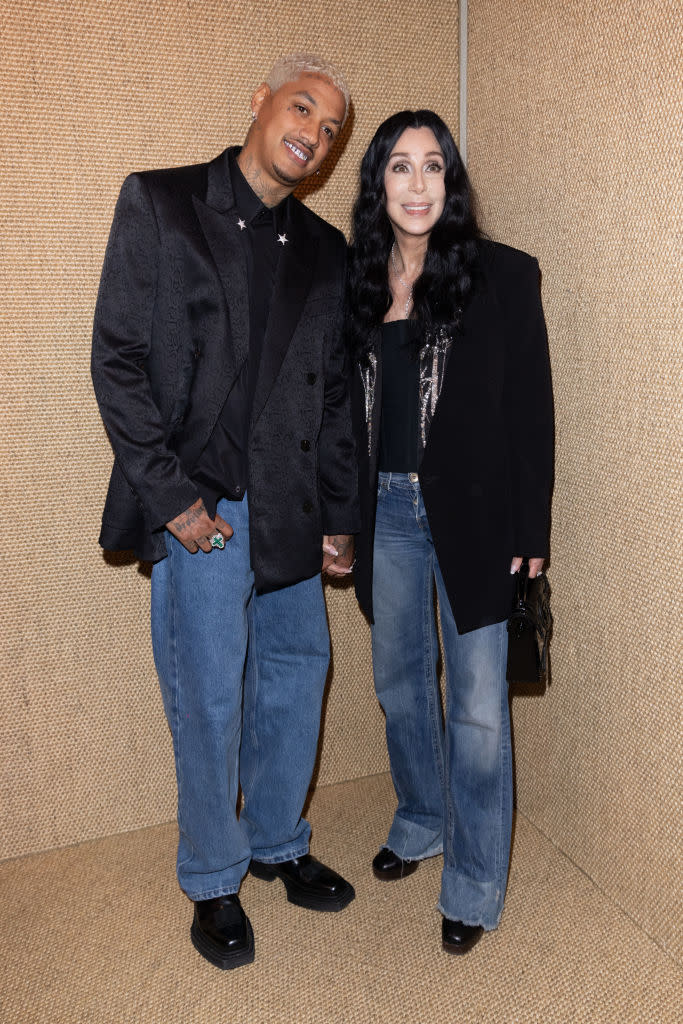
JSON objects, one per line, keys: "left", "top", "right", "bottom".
{"left": 151, "top": 495, "right": 330, "bottom": 901}
{"left": 371, "top": 473, "right": 512, "bottom": 930}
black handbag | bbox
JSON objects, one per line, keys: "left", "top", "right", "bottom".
{"left": 506, "top": 560, "right": 552, "bottom": 684}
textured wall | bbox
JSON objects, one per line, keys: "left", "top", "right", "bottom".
{"left": 468, "top": 0, "right": 682, "bottom": 960}
{"left": 0, "top": 0, "right": 459, "bottom": 859}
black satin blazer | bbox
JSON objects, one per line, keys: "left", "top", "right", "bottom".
{"left": 352, "top": 240, "right": 554, "bottom": 634}
{"left": 92, "top": 147, "right": 359, "bottom": 590}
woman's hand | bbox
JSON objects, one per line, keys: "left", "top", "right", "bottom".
{"left": 322, "top": 535, "right": 355, "bottom": 576}
{"left": 510, "top": 556, "right": 544, "bottom": 578}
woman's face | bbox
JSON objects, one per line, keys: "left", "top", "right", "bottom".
{"left": 383, "top": 126, "right": 446, "bottom": 239}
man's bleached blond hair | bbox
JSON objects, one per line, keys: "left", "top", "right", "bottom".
{"left": 266, "top": 53, "right": 350, "bottom": 125}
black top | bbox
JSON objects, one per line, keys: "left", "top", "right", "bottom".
{"left": 378, "top": 319, "right": 420, "bottom": 473}
{"left": 192, "top": 151, "right": 289, "bottom": 513}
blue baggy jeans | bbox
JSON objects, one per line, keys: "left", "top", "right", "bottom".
{"left": 371, "top": 473, "right": 512, "bottom": 929}
{"left": 151, "top": 495, "right": 330, "bottom": 900}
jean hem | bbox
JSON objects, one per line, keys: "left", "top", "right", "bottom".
{"left": 386, "top": 816, "right": 444, "bottom": 861}
{"left": 186, "top": 883, "right": 242, "bottom": 902}
{"left": 382, "top": 842, "right": 443, "bottom": 863}
{"left": 436, "top": 901, "right": 502, "bottom": 931}
{"left": 248, "top": 842, "right": 310, "bottom": 865}
{"left": 437, "top": 869, "right": 506, "bottom": 931}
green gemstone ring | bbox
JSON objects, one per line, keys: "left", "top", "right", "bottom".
{"left": 210, "top": 533, "right": 225, "bottom": 550}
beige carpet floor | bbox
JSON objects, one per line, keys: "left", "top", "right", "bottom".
{"left": 1, "top": 773, "right": 680, "bottom": 1024}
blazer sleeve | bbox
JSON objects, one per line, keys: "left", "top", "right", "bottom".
{"left": 91, "top": 173, "right": 199, "bottom": 529}
{"left": 317, "top": 243, "right": 361, "bottom": 536}
{"left": 503, "top": 255, "right": 554, "bottom": 556}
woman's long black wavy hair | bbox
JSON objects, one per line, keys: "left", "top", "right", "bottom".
{"left": 347, "top": 110, "right": 480, "bottom": 364}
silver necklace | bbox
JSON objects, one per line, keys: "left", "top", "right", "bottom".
{"left": 390, "top": 242, "right": 414, "bottom": 317}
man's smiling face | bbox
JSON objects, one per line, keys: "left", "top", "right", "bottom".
{"left": 246, "top": 73, "right": 346, "bottom": 190}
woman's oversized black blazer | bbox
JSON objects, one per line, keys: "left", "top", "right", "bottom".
{"left": 351, "top": 239, "right": 554, "bottom": 635}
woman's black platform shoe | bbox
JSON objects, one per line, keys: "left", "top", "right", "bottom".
{"left": 371, "top": 848, "right": 419, "bottom": 881}
{"left": 441, "top": 916, "right": 484, "bottom": 954}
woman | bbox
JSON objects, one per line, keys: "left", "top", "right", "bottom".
{"left": 348, "top": 111, "right": 553, "bottom": 954}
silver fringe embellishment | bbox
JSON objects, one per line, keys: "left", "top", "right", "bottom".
{"left": 361, "top": 351, "right": 378, "bottom": 455}
{"left": 418, "top": 328, "right": 453, "bottom": 450}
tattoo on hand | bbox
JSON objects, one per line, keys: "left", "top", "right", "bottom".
{"left": 174, "top": 500, "right": 207, "bottom": 533}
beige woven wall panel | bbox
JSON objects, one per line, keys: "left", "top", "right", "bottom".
{"left": 468, "top": 0, "right": 682, "bottom": 960}
{"left": 0, "top": 0, "right": 459, "bottom": 859}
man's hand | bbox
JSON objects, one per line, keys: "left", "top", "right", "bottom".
{"left": 322, "top": 534, "right": 354, "bottom": 577}
{"left": 510, "top": 556, "right": 544, "bottom": 578}
{"left": 166, "top": 497, "right": 234, "bottom": 554}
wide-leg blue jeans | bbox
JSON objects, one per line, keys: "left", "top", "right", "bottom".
{"left": 371, "top": 473, "right": 512, "bottom": 929}
{"left": 151, "top": 495, "right": 330, "bottom": 900}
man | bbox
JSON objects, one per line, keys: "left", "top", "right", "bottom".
{"left": 91, "top": 54, "right": 359, "bottom": 970}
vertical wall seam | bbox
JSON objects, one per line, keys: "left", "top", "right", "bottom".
{"left": 459, "top": 0, "right": 467, "bottom": 164}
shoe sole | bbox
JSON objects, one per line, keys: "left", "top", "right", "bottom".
{"left": 190, "top": 918, "right": 255, "bottom": 970}
{"left": 249, "top": 862, "right": 355, "bottom": 912}
{"left": 442, "top": 931, "right": 484, "bottom": 956}
{"left": 442, "top": 940, "right": 480, "bottom": 955}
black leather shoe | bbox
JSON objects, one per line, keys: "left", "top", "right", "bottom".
{"left": 372, "top": 847, "right": 419, "bottom": 881}
{"left": 249, "top": 854, "right": 355, "bottom": 911}
{"left": 190, "top": 894, "right": 255, "bottom": 969}
{"left": 441, "top": 916, "right": 484, "bottom": 955}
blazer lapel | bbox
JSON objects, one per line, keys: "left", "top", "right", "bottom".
{"left": 192, "top": 147, "right": 249, "bottom": 373}
{"left": 180, "top": 149, "right": 250, "bottom": 454}
{"left": 250, "top": 204, "right": 318, "bottom": 427}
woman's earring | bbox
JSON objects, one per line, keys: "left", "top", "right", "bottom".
{"left": 251, "top": 111, "right": 257, "bottom": 121}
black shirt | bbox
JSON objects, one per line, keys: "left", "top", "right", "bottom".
{"left": 378, "top": 319, "right": 421, "bottom": 473}
{"left": 192, "top": 152, "right": 289, "bottom": 513}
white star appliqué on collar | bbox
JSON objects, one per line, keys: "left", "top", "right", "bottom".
{"left": 277, "top": 233, "right": 289, "bottom": 246}
{"left": 237, "top": 218, "right": 246, "bottom": 231}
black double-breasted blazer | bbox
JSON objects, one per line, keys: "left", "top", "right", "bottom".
{"left": 92, "top": 146, "right": 359, "bottom": 591}
{"left": 352, "top": 240, "right": 554, "bottom": 634}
